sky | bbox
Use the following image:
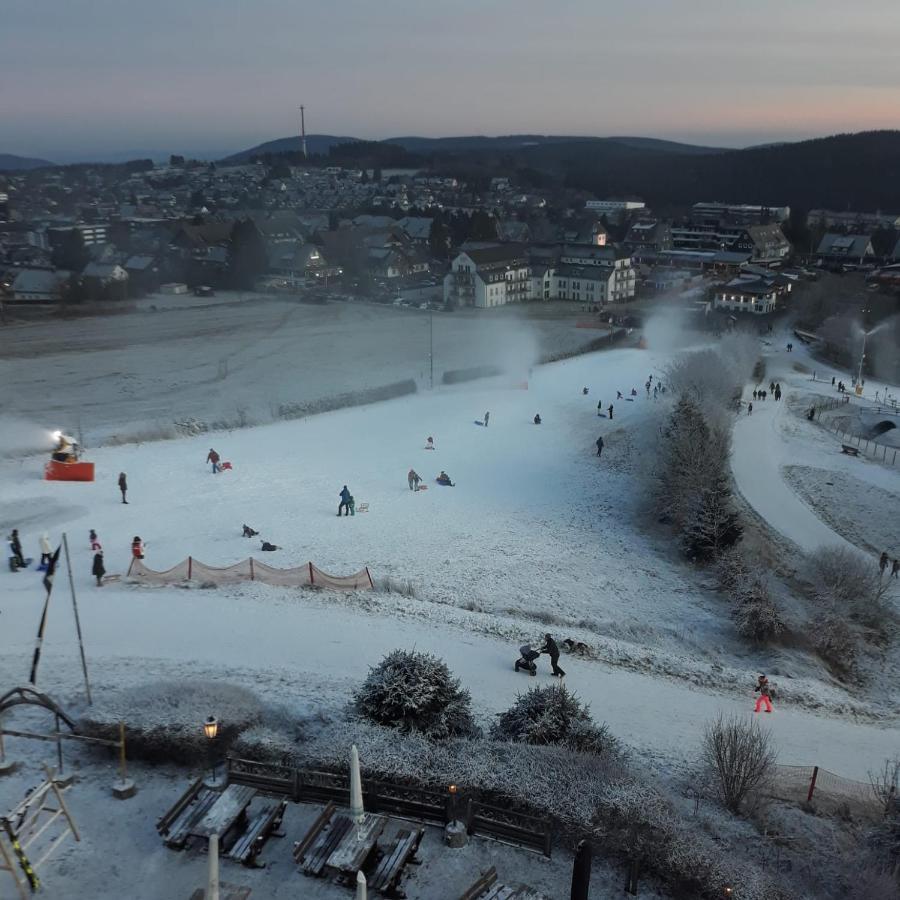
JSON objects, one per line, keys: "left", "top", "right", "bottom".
{"left": 3, "top": 0, "right": 900, "bottom": 162}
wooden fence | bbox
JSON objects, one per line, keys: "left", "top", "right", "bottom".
{"left": 225, "top": 756, "right": 552, "bottom": 856}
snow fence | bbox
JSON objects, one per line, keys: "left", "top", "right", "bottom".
{"left": 126, "top": 557, "right": 374, "bottom": 591}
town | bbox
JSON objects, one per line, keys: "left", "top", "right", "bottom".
{"left": 3, "top": 147, "right": 900, "bottom": 324}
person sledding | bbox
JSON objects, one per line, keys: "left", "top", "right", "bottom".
{"left": 131, "top": 536, "right": 145, "bottom": 560}
{"left": 242, "top": 524, "right": 259, "bottom": 537}
{"left": 533, "top": 413, "right": 542, "bottom": 425}
{"left": 338, "top": 485, "right": 352, "bottom": 516}
{"left": 425, "top": 436, "right": 435, "bottom": 450}
{"left": 260, "top": 540, "right": 279, "bottom": 551}
{"left": 206, "top": 448, "right": 221, "bottom": 474}
{"left": 436, "top": 471, "right": 455, "bottom": 487}
{"left": 408, "top": 469, "right": 422, "bottom": 491}
{"left": 540, "top": 633, "right": 565, "bottom": 677}
{"left": 753, "top": 674, "right": 773, "bottom": 713}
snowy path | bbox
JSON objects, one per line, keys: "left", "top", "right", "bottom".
{"left": 731, "top": 396, "right": 852, "bottom": 553}
{"left": 0, "top": 586, "right": 895, "bottom": 781}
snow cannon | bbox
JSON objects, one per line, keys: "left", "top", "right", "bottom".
{"left": 45, "top": 430, "right": 94, "bottom": 481}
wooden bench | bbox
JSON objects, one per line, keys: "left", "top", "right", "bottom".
{"left": 841, "top": 444, "right": 860, "bottom": 456}
{"left": 158, "top": 781, "right": 221, "bottom": 850}
{"left": 190, "top": 785, "right": 257, "bottom": 840}
{"left": 188, "top": 883, "right": 251, "bottom": 900}
{"left": 227, "top": 799, "right": 287, "bottom": 867}
{"left": 369, "top": 826, "right": 424, "bottom": 897}
{"left": 459, "top": 868, "right": 548, "bottom": 900}
{"left": 293, "top": 804, "right": 353, "bottom": 877}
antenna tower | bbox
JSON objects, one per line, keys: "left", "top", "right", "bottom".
{"left": 299, "top": 105, "right": 308, "bottom": 159}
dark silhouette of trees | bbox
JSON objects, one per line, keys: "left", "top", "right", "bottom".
{"left": 227, "top": 219, "right": 268, "bottom": 289}
{"left": 50, "top": 229, "right": 89, "bottom": 271}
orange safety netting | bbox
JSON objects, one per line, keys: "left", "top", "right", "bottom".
{"left": 126, "top": 557, "right": 374, "bottom": 591}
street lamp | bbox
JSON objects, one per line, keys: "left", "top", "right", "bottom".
{"left": 204, "top": 716, "right": 219, "bottom": 786}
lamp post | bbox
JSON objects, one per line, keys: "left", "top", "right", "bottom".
{"left": 204, "top": 716, "right": 219, "bottom": 787}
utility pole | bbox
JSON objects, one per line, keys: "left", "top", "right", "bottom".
{"left": 299, "top": 105, "right": 308, "bottom": 159}
{"left": 429, "top": 312, "right": 434, "bottom": 390}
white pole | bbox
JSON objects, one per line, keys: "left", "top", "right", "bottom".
{"left": 356, "top": 869, "right": 367, "bottom": 900}
{"left": 350, "top": 743, "right": 365, "bottom": 828}
{"left": 208, "top": 833, "right": 220, "bottom": 900}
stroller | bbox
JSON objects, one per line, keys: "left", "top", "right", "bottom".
{"left": 515, "top": 644, "right": 540, "bottom": 676}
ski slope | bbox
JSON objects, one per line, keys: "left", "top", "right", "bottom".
{"left": 1, "top": 342, "right": 897, "bottom": 783}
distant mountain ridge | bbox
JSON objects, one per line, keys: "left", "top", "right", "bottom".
{"left": 223, "top": 133, "right": 725, "bottom": 163}
{"left": 0, "top": 152, "right": 55, "bottom": 171}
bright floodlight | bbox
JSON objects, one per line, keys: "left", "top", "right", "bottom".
{"left": 52, "top": 430, "right": 62, "bottom": 441}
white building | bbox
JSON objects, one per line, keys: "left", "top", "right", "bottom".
{"left": 713, "top": 277, "right": 778, "bottom": 315}
{"left": 443, "top": 243, "right": 636, "bottom": 308}
{"left": 692, "top": 202, "right": 790, "bottom": 224}
{"left": 585, "top": 199, "right": 645, "bottom": 214}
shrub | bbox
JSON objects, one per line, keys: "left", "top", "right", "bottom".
{"left": 814, "top": 614, "right": 859, "bottom": 678}
{"left": 354, "top": 649, "right": 477, "bottom": 739}
{"left": 490, "top": 683, "right": 619, "bottom": 757}
{"left": 78, "top": 680, "right": 264, "bottom": 763}
{"left": 702, "top": 715, "right": 776, "bottom": 814}
{"left": 733, "top": 577, "right": 785, "bottom": 643}
{"left": 805, "top": 546, "right": 893, "bottom": 633}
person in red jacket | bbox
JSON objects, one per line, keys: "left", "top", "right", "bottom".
{"left": 206, "top": 448, "right": 220, "bottom": 474}
{"left": 131, "top": 536, "right": 145, "bottom": 560}
{"left": 754, "top": 674, "right": 773, "bottom": 713}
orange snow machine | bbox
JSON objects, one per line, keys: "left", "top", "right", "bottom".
{"left": 45, "top": 459, "right": 95, "bottom": 482}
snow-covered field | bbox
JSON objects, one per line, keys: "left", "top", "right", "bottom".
{"left": 1, "top": 311, "right": 898, "bottom": 898}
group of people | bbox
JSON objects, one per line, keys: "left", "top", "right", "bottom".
{"left": 879, "top": 551, "right": 899, "bottom": 579}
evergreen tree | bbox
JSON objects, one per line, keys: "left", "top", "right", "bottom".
{"left": 50, "top": 228, "right": 90, "bottom": 272}
{"left": 227, "top": 219, "right": 268, "bottom": 289}
{"left": 429, "top": 213, "right": 450, "bottom": 260}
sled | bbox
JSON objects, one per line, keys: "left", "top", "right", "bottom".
{"left": 356, "top": 502, "right": 370, "bottom": 512}
{"left": 9, "top": 557, "right": 34, "bottom": 571}
{"left": 474, "top": 420, "right": 486, "bottom": 426}
{"left": 625, "top": 397, "right": 635, "bottom": 402}
{"left": 44, "top": 460, "right": 95, "bottom": 482}
{"left": 102, "top": 574, "right": 122, "bottom": 584}
{"left": 414, "top": 485, "right": 428, "bottom": 491}
{"left": 220, "top": 462, "right": 233, "bottom": 471}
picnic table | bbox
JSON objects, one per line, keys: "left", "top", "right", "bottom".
{"left": 369, "top": 826, "right": 424, "bottom": 898}
{"left": 325, "top": 813, "right": 387, "bottom": 881}
{"left": 460, "top": 867, "right": 549, "bottom": 900}
{"left": 190, "top": 784, "right": 257, "bottom": 839}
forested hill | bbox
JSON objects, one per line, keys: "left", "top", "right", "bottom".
{"left": 541, "top": 131, "right": 900, "bottom": 211}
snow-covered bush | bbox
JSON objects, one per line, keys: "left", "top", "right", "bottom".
{"left": 78, "top": 680, "right": 264, "bottom": 762}
{"left": 733, "top": 577, "right": 785, "bottom": 643}
{"left": 804, "top": 546, "right": 893, "bottom": 633}
{"left": 715, "top": 545, "right": 754, "bottom": 593}
{"left": 813, "top": 614, "right": 860, "bottom": 679}
{"left": 680, "top": 468, "right": 743, "bottom": 561}
{"left": 354, "top": 649, "right": 478, "bottom": 739}
{"left": 702, "top": 715, "right": 776, "bottom": 814}
{"left": 489, "top": 684, "right": 619, "bottom": 757}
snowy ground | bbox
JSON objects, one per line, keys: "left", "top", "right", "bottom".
{"left": 1, "top": 318, "right": 899, "bottom": 898}
{"left": 0, "top": 296, "right": 602, "bottom": 449}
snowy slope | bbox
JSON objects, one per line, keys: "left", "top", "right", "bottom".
{"left": 2, "top": 344, "right": 898, "bottom": 784}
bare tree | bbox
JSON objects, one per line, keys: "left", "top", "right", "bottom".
{"left": 702, "top": 715, "right": 776, "bottom": 814}
{"left": 869, "top": 756, "right": 900, "bottom": 816}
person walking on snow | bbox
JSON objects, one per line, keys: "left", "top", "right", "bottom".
{"left": 483, "top": 411, "right": 490, "bottom": 427}
{"left": 92, "top": 550, "right": 105, "bottom": 586}
{"left": 39, "top": 533, "right": 52, "bottom": 567}
{"left": 408, "top": 469, "right": 421, "bottom": 491}
{"left": 752, "top": 390, "right": 758, "bottom": 401}
{"left": 206, "top": 449, "right": 221, "bottom": 474}
{"left": 608, "top": 404, "right": 614, "bottom": 420}
{"left": 879, "top": 551, "right": 889, "bottom": 576}
{"left": 892, "top": 558, "right": 899, "bottom": 579}
{"left": 754, "top": 675, "right": 773, "bottom": 713}
{"left": 131, "top": 536, "right": 145, "bottom": 560}
{"left": 89, "top": 529, "right": 101, "bottom": 551}
{"left": 747, "top": 402, "right": 753, "bottom": 416}
{"left": 9, "top": 530, "right": 25, "bottom": 569}
{"left": 597, "top": 400, "right": 603, "bottom": 416}
{"left": 582, "top": 387, "right": 589, "bottom": 395}
{"left": 338, "top": 485, "right": 352, "bottom": 516}
{"left": 118, "top": 471, "right": 128, "bottom": 504}
{"left": 540, "top": 634, "right": 565, "bottom": 677}
{"left": 596, "top": 436, "right": 604, "bottom": 457}
{"left": 616, "top": 391, "right": 623, "bottom": 400}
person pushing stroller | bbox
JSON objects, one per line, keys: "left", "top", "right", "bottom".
{"left": 515, "top": 643, "right": 540, "bottom": 676}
